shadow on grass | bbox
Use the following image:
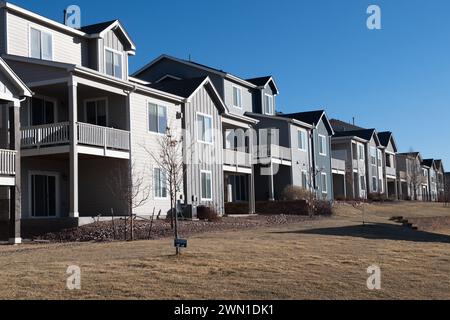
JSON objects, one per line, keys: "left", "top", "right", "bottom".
{"left": 272, "top": 223, "right": 450, "bottom": 244}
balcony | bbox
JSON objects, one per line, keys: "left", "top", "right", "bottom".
{"left": 21, "top": 122, "right": 130, "bottom": 158}
{"left": 223, "top": 149, "right": 252, "bottom": 173}
{"left": 0, "top": 149, "right": 16, "bottom": 186}
{"left": 386, "top": 166, "right": 396, "bottom": 178}
{"left": 256, "top": 144, "right": 292, "bottom": 166}
{"left": 332, "top": 158, "right": 346, "bottom": 173}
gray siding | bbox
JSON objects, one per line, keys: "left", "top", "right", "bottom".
{"left": 223, "top": 79, "right": 253, "bottom": 115}
{"left": 183, "top": 86, "right": 224, "bottom": 214}
{"left": 313, "top": 119, "right": 333, "bottom": 200}
{"left": 98, "top": 30, "right": 129, "bottom": 80}
{"left": 290, "top": 124, "right": 312, "bottom": 188}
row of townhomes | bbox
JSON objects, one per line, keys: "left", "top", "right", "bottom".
{"left": 0, "top": 2, "right": 448, "bottom": 243}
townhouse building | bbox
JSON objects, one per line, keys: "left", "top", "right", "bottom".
{"left": 377, "top": 132, "right": 398, "bottom": 200}
{"left": 397, "top": 152, "right": 425, "bottom": 201}
{"left": 435, "top": 160, "right": 445, "bottom": 201}
{"left": 0, "top": 2, "right": 194, "bottom": 241}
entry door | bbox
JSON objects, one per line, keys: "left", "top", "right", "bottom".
{"left": 31, "top": 174, "right": 57, "bottom": 217}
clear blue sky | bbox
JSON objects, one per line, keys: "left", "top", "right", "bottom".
{"left": 11, "top": 0, "right": 450, "bottom": 167}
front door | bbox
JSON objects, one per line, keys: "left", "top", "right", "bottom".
{"left": 31, "top": 174, "right": 57, "bottom": 217}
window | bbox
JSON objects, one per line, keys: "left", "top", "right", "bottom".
{"left": 358, "top": 145, "right": 365, "bottom": 161}
{"left": 105, "top": 48, "right": 123, "bottom": 79}
{"left": 352, "top": 143, "right": 358, "bottom": 160}
{"left": 360, "top": 176, "right": 366, "bottom": 191}
{"left": 31, "top": 174, "right": 57, "bottom": 217}
{"left": 30, "top": 27, "right": 53, "bottom": 60}
{"left": 154, "top": 168, "right": 167, "bottom": 199}
{"left": 197, "top": 113, "right": 213, "bottom": 144}
{"left": 372, "top": 177, "right": 377, "bottom": 192}
{"left": 85, "top": 99, "right": 107, "bottom": 126}
{"left": 318, "top": 135, "right": 327, "bottom": 156}
{"left": 301, "top": 171, "right": 308, "bottom": 188}
{"left": 232, "top": 86, "right": 242, "bottom": 109}
{"left": 321, "top": 173, "right": 328, "bottom": 194}
{"left": 377, "top": 150, "right": 382, "bottom": 167}
{"left": 386, "top": 154, "right": 392, "bottom": 167}
{"left": 298, "top": 130, "right": 307, "bottom": 151}
{"left": 30, "top": 97, "right": 55, "bottom": 126}
{"left": 201, "top": 171, "right": 212, "bottom": 200}
{"left": 370, "top": 147, "right": 377, "bottom": 166}
{"left": 264, "top": 94, "right": 274, "bottom": 115}
{"left": 148, "top": 103, "right": 167, "bottom": 134}
{"left": 379, "top": 179, "right": 383, "bottom": 193}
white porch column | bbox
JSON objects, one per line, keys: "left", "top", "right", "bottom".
{"left": 9, "top": 101, "right": 21, "bottom": 244}
{"left": 248, "top": 129, "right": 256, "bottom": 214}
{"left": 69, "top": 78, "right": 79, "bottom": 218}
{"left": 268, "top": 163, "right": 275, "bottom": 201}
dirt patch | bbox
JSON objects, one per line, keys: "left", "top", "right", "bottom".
{"left": 34, "top": 215, "right": 318, "bottom": 243}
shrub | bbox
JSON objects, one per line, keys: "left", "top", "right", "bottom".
{"left": 197, "top": 206, "right": 222, "bottom": 222}
{"left": 313, "top": 200, "right": 334, "bottom": 216}
{"left": 280, "top": 186, "right": 313, "bottom": 201}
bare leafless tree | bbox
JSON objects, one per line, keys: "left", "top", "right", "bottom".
{"left": 108, "top": 161, "right": 151, "bottom": 241}
{"left": 143, "top": 127, "right": 185, "bottom": 255}
{"left": 408, "top": 161, "right": 423, "bottom": 201}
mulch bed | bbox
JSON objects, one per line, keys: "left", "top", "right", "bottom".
{"left": 34, "top": 215, "right": 318, "bottom": 243}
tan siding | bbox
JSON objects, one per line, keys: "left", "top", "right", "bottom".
{"left": 6, "top": 11, "right": 89, "bottom": 66}
{"left": 129, "top": 92, "right": 182, "bottom": 216}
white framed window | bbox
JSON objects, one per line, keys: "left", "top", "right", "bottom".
{"left": 318, "top": 135, "right": 327, "bottom": 156}
{"left": 84, "top": 98, "right": 108, "bottom": 126}
{"left": 197, "top": 113, "right": 213, "bottom": 144}
{"left": 232, "top": 86, "right": 242, "bottom": 109}
{"left": 30, "top": 96, "right": 56, "bottom": 126}
{"left": 372, "top": 177, "right": 377, "bottom": 192}
{"left": 379, "top": 179, "right": 383, "bottom": 193}
{"left": 370, "top": 147, "right": 377, "bottom": 166}
{"left": 298, "top": 129, "right": 307, "bottom": 151}
{"left": 154, "top": 167, "right": 167, "bottom": 199}
{"left": 148, "top": 103, "right": 167, "bottom": 134}
{"left": 201, "top": 170, "right": 212, "bottom": 201}
{"left": 321, "top": 172, "right": 328, "bottom": 194}
{"left": 358, "top": 144, "right": 365, "bottom": 161}
{"left": 29, "top": 26, "right": 53, "bottom": 61}
{"left": 377, "top": 149, "right": 383, "bottom": 167}
{"left": 360, "top": 176, "right": 366, "bottom": 191}
{"left": 105, "top": 48, "right": 123, "bottom": 79}
{"left": 301, "top": 170, "right": 308, "bottom": 188}
{"left": 264, "top": 94, "right": 274, "bottom": 115}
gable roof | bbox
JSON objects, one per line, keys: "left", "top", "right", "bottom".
{"left": 80, "top": 20, "right": 117, "bottom": 34}
{"left": 435, "top": 160, "right": 445, "bottom": 172}
{"left": 0, "top": 57, "right": 32, "bottom": 97}
{"left": 422, "top": 159, "right": 436, "bottom": 169}
{"left": 133, "top": 54, "right": 263, "bottom": 89}
{"left": 377, "top": 131, "right": 398, "bottom": 152}
{"left": 246, "top": 76, "right": 279, "bottom": 95}
{"left": 279, "top": 110, "right": 334, "bottom": 135}
{"left": 330, "top": 119, "right": 365, "bottom": 132}
{"left": 399, "top": 152, "right": 423, "bottom": 162}
{"left": 333, "top": 128, "right": 379, "bottom": 143}
{"left": 148, "top": 76, "right": 228, "bottom": 114}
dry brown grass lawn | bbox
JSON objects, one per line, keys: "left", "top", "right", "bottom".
{"left": 0, "top": 201, "right": 450, "bottom": 300}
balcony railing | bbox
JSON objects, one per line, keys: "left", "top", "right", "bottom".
{"left": 332, "top": 158, "right": 346, "bottom": 172}
{"left": 386, "top": 166, "right": 396, "bottom": 177}
{"left": 0, "top": 149, "right": 16, "bottom": 175}
{"left": 21, "top": 122, "right": 130, "bottom": 151}
{"left": 258, "top": 144, "right": 292, "bottom": 161}
{"left": 223, "top": 149, "right": 252, "bottom": 168}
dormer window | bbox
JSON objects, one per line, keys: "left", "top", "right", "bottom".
{"left": 30, "top": 27, "right": 53, "bottom": 61}
{"left": 105, "top": 48, "right": 123, "bottom": 79}
{"left": 264, "top": 94, "right": 274, "bottom": 115}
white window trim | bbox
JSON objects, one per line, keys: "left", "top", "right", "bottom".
{"left": 232, "top": 85, "right": 243, "bottom": 109}
{"left": 360, "top": 176, "right": 366, "bottom": 191}
{"left": 28, "top": 24, "right": 54, "bottom": 61}
{"left": 318, "top": 134, "right": 327, "bottom": 156}
{"left": 298, "top": 129, "right": 307, "bottom": 152}
{"left": 28, "top": 95, "right": 58, "bottom": 126}
{"left": 264, "top": 94, "right": 274, "bottom": 115}
{"left": 147, "top": 101, "right": 168, "bottom": 136}
{"left": 104, "top": 47, "right": 124, "bottom": 79}
{"left": 372, "top": 176, "right": 378, "bottom": 192}
{"left": 83, "top": 97, "right": 109, "bottom": 126}
{"left": 358, "top": 144, "right": 365, "bottom": 161}
{"left": 200, "top": 170, "right": 213, "bottom": 201}
{"left": 154, "top": 167, "right": 169, "bottom": 200}
{"left": 196, "top": 112, "right": 214, "bottom": 145}
{"left": 28, "top": 171, "right": 60, "bottom": 219}
{"left": 321, "top": 172, "right": 328, "bottom": 194}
